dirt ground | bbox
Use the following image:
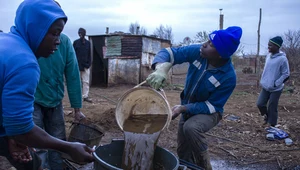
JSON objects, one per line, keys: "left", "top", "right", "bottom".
{"left": 1, "top": 78, "right": 300, "bottom": 170}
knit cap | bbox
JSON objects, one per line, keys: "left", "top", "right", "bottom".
{"left": 270, "top": 36, "right": 283, "bottom": 47}
{"left": 209, "top": 26, "right": 242, "bottom": 59}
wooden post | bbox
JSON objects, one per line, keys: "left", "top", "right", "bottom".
{"left": 256, "top": 8, "right": 262, "bottom": 74}
{"left": 256, "top": 8, "right": 262, "bottom": 88}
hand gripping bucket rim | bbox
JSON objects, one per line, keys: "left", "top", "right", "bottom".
{"left": 115, "top": 86, "right": 172, "bottom": 132}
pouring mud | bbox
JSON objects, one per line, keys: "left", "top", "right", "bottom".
{"left": 122, "top": 114, "right": 168, "bottom": 170}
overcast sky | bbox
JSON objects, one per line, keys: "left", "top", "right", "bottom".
{"left": 1, "top": 0, "right": 299, "bottom": 55}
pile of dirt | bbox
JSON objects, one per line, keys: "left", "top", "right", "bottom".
{"left": 94, "top": 108, "right": 119, "bottom": 132}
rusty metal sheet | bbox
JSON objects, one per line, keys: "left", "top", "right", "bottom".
{"left": 106, "top": 36, "right": 122, "bottom": 57}
{"left": 108, "top": 58, "right": 140, "bottom": 85}
{"left": 121, "top": 36, "right": 142, "bottom": 57}
{"left": 142, "top": 37, "right": 162, "bottom": 54}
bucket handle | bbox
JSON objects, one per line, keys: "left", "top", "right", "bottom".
{"left": 69, "top": 122, "right": 104, "bottom": 136}
{"left": 134, "top": 80, "right": 168, "bottom": 100}
{"left": 134, "top": 80, "right": 147, "bottom": 88}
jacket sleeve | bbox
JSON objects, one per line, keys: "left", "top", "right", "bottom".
{"left": 184, "top": 76, "right": 236, "bottom": 115}
{"left": 65, "top": 37, "right": 82, "bottom": 109}
{"left": 151, "top": 44, "right": 201, "bottom": 69}
{"left": 275, "top": 57, "right": 290, "bottom": 87}
{"left": 2, "top": 64, "right": 39, "bottom": 136}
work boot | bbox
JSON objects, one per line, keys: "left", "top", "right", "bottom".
{"left": 194, "top": 150, "right": 212, "bottom": 170}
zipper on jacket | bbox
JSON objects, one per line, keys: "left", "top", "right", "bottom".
{"left": 187, "top": 66, "right": 207, "bottom": 104}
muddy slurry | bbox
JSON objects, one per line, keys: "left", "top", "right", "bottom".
{"left": 122, "top": 114, "right": 168, "bottom": 170}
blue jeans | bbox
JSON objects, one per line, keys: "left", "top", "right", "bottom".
{"left": 257, "top": 88, "right": 283, "bottom": 126}
{"left": 0, "top": 137, "right": 41, "bottom": 170}
{"left": 33, "top": 102, "right": 66, "bottom": 170}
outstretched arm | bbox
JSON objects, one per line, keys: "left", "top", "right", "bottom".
{"left": 11, "top": 125, "right": 94, "bottom": 163}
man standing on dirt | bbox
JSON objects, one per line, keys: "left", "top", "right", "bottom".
{"left": 257, "top": 36, "right": 290, "bottom": 127}
{"left": 73, "top": 28, "right": 92, "bottom": 103}
{"left": 0, "top": 1, "right": 94, "bottom": 169}
{"left": 33, "top": 2, "right": 86, "bottom": 169}
{"left": 146, "top": 26, "right": 242, "bottom": 170}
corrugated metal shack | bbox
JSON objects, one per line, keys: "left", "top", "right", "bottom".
{"left": 88, "top": 34, "right": 171, "bottom": 87}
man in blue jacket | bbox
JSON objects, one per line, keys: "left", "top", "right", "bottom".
{"left": 0, "top": 1, "right": 94, "bottom": 169}
{"left": 147, "top": 26, "right": 242, "bottom": 169}
{"left": 257, "top": 36, "right": 290, "bottom": 127}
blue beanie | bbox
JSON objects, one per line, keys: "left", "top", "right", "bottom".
{"left": 209, "top": 26, "right": 242, "bottom": 59}
{"left": 270, "top": 36, "right": 283, "bottom": 47}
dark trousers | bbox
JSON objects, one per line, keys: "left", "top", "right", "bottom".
{"left": 256, "top": 88, "right": 283, "bottom": 126}
{"left": 33, "top": 102, "right": 66, "bottom": 170}
{"left": 177, "top": 112, "right": 221, "bottom": 165}
{"left": 0, "top": 137, "right": 41, "bottom": 170}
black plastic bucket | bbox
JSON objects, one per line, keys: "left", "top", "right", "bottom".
{"left": 93, "top": 139, "right": 179, "bottom": 170}
{"left": 68, "top": 121, "right": 104, "bottom": 147}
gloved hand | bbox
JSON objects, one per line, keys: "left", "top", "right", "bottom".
{"left": 146, "top": 62, "right": 172, "bottom": 90}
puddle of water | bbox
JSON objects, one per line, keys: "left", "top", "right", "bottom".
{"left": 211, "top": 160, "right": 278, "bottom": 170}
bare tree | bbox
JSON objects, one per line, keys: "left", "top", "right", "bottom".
{"left": 281, "top": 29, "right": 300, "bottom": 72}
{"left": 193, "top": 31, "right": 210, "bottom": 44}
{"left": 153, "top": 25, "right": 174, "bottom": 43}
{"left": 129, "top": 22, "right": 147, "bottom": 35}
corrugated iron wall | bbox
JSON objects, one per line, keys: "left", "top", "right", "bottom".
{"left": 90, "top": 35, "right": 171, "bottom": 86}
{"left": 108, "top": 58, "right": 140, "bottom": 85}
{"left": 121, "top": 37, "right": 142, "bottom": 57}
{"left": 106, "top": 36, "right": 122, "bottom": 57}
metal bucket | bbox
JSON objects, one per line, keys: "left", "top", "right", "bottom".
{"left": 68, "top": 121, "right": 104, "bottom": 147}
{"left": 115, "top": 87, "right": 172, "bottom": 133}
{"left": 93, "top": 139, "right": 179, "bottom": 170}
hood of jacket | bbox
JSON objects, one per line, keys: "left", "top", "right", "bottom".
{"left": 10, "top": 0, "right": 67, "bottom": 54}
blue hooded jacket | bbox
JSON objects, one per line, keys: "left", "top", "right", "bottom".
{"left": 0, "top": 0, "right": 67, "bottom": 137}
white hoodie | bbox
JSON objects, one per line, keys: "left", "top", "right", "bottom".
{"left": 260, "top": 52, "right": 290, "bottom": 92}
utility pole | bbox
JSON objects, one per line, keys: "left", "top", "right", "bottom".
{"left": 256, "top": 8, "right": 262, "bottom": 74}
{"left": 219, "top": 9, "right": 224, "bottom": 30}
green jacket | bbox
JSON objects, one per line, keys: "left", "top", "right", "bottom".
{"left": 35, "top": 33, "right": 82, "bottom": 108}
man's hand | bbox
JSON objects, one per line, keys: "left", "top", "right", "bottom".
{"left": 8, "top": 138, "right": 32, "bottom": 163}
{"left": 172, "top": 105, "right": 187, "bottom": 120}
{"left": 74, "top": 108, "right": 86, "bottom": 122}
{"left": 66, "top": 142, "right": 95, "bottom": 163}
{"left": 146, "top": 62, "right": 172, "bottom": 90}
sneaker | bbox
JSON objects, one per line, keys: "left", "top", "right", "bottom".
{"left": 83, "top": 97, "right": 93, "bottom": 103}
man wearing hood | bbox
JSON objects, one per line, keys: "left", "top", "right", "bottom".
{"left": 257, "top": 36, "right": 290, "bottom": 127}
{"left": 146, "top": 26, "right": 242, "bottom": 169}
{"left": 0, "top": 1, "right": 94, "bottom": 169}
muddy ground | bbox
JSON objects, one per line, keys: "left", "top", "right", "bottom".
{"left": 1, "top": 74, "right": 300, "bottom": 170}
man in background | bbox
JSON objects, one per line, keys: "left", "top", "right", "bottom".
{"left": 257, "top": 36, "right": 290, "bottom": 127}
{"left": 73, "top": 28, "right": 92, "bottom": 103}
